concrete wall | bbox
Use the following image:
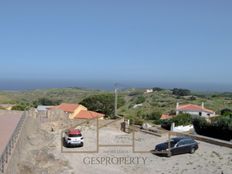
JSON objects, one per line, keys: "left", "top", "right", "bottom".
{"left": 177, "top": 110, "right": 215, "bottom": 117}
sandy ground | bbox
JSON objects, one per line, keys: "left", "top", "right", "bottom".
{"left": 17, "top": 117, "right": 232, "bottom": 174}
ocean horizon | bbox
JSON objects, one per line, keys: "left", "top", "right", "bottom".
{"left": 0, "top": 79, "right": 231, "bottom": 92}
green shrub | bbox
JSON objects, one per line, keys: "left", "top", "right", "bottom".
{"left": 193, "top": 116, "right": 232, "bottom": 141}
{"left": 221, "top": 108, "right": 232, "bottom": 116}
{"left": 170, "top": 114, "right": 192, "bottom": 126}
{"left": 160, "top": 114, "right": 192, "bottom": 130}
{"left": 33, "top": 98, "right": 62, "bottom": 107}
{"left": 132, "top": 117, "right": 144, "bottom": 126}
{"left": 135, "top": 96, "right": 145, "bottom": 104}
{"left": 143, "top": 111, "right": 161, "bottom": 120}
{"left": 172, "top": 88, "right": 191, "bottom": 96}
{"left": 11, "top": 103, "right": 31, "bottom": 111}
{"left": 152, "top": 87, "right": 163, "bottom": 91}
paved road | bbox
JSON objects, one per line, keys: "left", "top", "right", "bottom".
{"left": 0, "top": 110, "right": 22, "bottom": 154}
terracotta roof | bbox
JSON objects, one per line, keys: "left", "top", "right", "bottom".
{"left": 160, "top": 114, "right": 175, "bottom": 120}
{"left": 50, "top": 103, "right": 80, "bottom": 113}
{"left": 74, "top": 110, "right": 104, "bottom": 119}
{"left": 177, "top": 104, "right": 214, "bottom": 113}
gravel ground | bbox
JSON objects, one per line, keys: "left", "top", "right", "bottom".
{"left": 17, "top": 118, "right": 232, "bottom": 174}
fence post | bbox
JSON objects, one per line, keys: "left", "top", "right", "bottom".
{"left": 1, "top": 155, "right": 4, "bottom": 173}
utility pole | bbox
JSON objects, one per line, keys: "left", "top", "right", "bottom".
{"left": 114, "top": 83, "right": 118, "bottom": 117}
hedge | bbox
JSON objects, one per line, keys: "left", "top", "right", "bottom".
{"left": 193, "top": 116, "right": 232, "bottom": 141}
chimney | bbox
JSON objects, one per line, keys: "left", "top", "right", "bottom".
{"left": 176, "top": 102, "right": 179, "bottom": 109}
{"left": 201, "top": 102, "right": 204, "bottom": 109}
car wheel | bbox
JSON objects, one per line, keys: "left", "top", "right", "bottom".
{"left": 190, "top": 148, "right": 195, "bottom": 154}
{"left": 167, "top": 151, "right": 172, "bottom": 157}
{"left": 63, "top": 138, "right": 67, "bottom": 147}
{"left": 80, "top": 142, "right": 84, "bottom": 147}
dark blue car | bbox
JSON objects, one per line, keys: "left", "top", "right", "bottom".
{"left": 154, "top": 136, "right": 199, "bottom": 157}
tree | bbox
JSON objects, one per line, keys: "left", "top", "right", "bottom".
{"left": 80, "top": 94, "right": 125, "bottom": 118}
{"left": 152, "top": 87, "right": 163, "bottom": 91}
{"left": 135, "top": 96, "right": 145, "bottom": 104}
{"left": 172, "top": 88, "right": 191, "bottom": 96}
{"left": 193, "top": 115, "right": 232, "bottom": 141}
{"left": 221, "top": 108, "right": 232, "bottom": 116}
{"left": 33, "top": 98, "right": 62, "bottom": 107}
{"left": 11, "top": 103, "right": 31, "bottom": 111}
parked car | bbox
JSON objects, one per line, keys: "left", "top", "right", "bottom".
{"left": 154, "top": 136, "right": 198, "bottom": 157}
{"left": 63, "top": 128, "right": 84, "bottom": 147}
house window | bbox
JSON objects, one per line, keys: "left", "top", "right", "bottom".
{"left": 199, "top": 112, "right": 202, "bottom": 116}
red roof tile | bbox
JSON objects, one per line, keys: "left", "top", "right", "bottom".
{"left": 74, "top": 110, "right": 104, "bottom": 119}
{"left": 160, "top": 114, "right": 175, "bottom": 120}
{"left": 177, "top": 104, "right": 214, "bottom": 113}
{"left": 50, "top": 103, "right": 80, "bottom": 113}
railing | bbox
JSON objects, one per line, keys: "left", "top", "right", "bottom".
{"left": 0, "top": 111, "right": 27, "bottom": 173}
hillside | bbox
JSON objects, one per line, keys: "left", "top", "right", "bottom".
{"left": 0, "top": 88, "right": 105, "bottom": 104}
{"left": 0, "top": 88, "right": 231, "bottom": 118}
{"left": 118, "top": 89, "right": 232, "bottom": 118}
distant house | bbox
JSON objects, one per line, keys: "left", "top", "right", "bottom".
{"left": 37, "top": 105, "right": 52, "bottom": 112}
{"left": 145, "top": 89, "right": 153, "bottom": 94}
{"left": 176, "top": 102, "right": 216, "bottom": 117}
{"left": 50, "top": 103, "right": 104, "bottom": 119}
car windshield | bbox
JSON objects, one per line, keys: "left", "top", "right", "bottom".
{"left": 68, "top": 134, "right": 82, "bottom": 137}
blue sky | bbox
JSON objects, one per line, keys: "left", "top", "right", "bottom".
{"left": 0, "top": 0, "right": 232, "bottom": 91}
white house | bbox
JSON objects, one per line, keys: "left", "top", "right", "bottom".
{"left": 176, "top": 102, "right": 216, "bottom": 118}
{"left": 145, "top": 89, "right": 153, "bottom": 93}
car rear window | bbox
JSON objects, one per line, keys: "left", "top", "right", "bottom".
{"left": 68, "top": 134, "right": 82, "bottom": 137}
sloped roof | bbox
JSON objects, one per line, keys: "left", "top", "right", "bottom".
{"left": 50, "top": 103, "right": 80, "bottom": 113}
{"left": 74, "top": 110, "right": 104, "bottom": 119}
{"left": 160, "top": 114, "right": 175, "bottom": 120}
{"left": 176, "top": 104, "right": 214, "bottom": 113}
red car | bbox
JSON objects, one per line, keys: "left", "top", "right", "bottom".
{"left": 64, "top": 128, "right": 84, "bottom": 147}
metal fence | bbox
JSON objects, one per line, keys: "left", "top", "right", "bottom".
{"left": 0, "top": 111, "right": 27, "bottom": 174}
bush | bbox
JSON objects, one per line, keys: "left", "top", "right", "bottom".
{"left": 170, "top": 114, "right": 192, "bottom": 126}
{"left": 160, "top": 120, "right": 172, "bottom": 130}
{"left": 0, "top": 106, "right": 6, "bottom": 110}
{"left": 128, "top": 91, "right": 143, "bottom": 96}
{"left": 221, "top": 108, "right": 232, "bottom": 116}
{"left": 193, "top": 116, "right": 232, "bottom": 141}
{"left": 33, "top": 98, "right": 62, "bottom": 107}
{"left": 143, "top": 111, "right": 161, "bottom": 120}
{"left": 172, "top": 88, "right": 191, "bottom": 96}
{"left": 161, "top": 114, "right": 192, "bottom": 130}
{"left": 132, "top": 117, "right": 144, "bottom": 126}
{"left": 152, "top": 87, "right": 163, "bottom": 91}
{"left": 135, "top": 96, "right": 145, "bottom": 104}
{"left": 11, "top": 103, "right": 31, "bottom": 111}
